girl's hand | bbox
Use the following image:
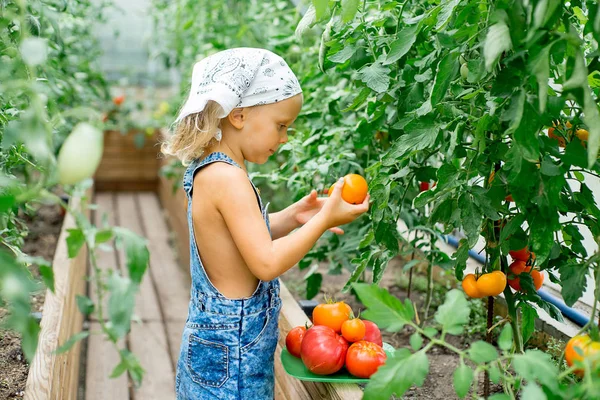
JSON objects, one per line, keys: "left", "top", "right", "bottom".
{"left": 319, "top": 178, "right": 370, "bottom": 228}
{"left": 295, "top": 190, "right": 345, "bottom": 234}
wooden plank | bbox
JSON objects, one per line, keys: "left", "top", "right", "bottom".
{"left": 85, "top": 322, "right": 129, "bottom": 400}
{"left": 165, "top": 321, "right": 186, "bottom": 367}
{"left": 137, "top": 193, "right": 190, "bottom": 322}
{"left": 95, "top": 181, "right": 158, "bottom": 193}
{"left": 115, "top": 193, "right": 161, "bottom": 322}
{"left": 25, "top": 190, "right": 91, "bottom": 400}
{"left": 157, "top": 175, "right": 190, "bottom": 270}
{"left": 130, "top": 321, "right": 175, "bottom": 400}
{"left": 277, "top": 282, "right": 364, "bottom": 400}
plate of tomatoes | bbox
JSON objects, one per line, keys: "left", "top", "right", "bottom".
{"left": 281, "top": 300, "right": 393, "bottom": 383}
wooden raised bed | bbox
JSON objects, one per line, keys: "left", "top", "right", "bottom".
{"left": 95, "top": 130, "right": 161, "bottom": 192}
{"left": 24, "top": 190, "right": 91, "bottom": 400}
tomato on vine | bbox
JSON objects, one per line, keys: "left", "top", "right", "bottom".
{"left": 565, "top": 335, "right": 600, "bottom": 376}
{"left": 462, "top": 271, "right": 507, "bottom": 298}
{"left": 507, "top": 260, "right": 544, "bottom": 292}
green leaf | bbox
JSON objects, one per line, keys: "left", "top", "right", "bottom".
{"left": 453, "top": 364, "right": 473, "bottom": 399}
{"left": 521, "top": 303, "right": 538, "bottom": 344}
{"left": 409, "top": 332, "right": 423, "bottom": 351}
{"left": 459, "top": 193, "right": 482, "bottom": 246}
{"left": 521, "top": 383, "right": 547, "bottom": 400}
{"left": 312, "top": 0, "right": 329, "bottom": 20}
{"left": 55, "top": 331, "right": 89, "bottom": 355}
{"left": 0, "top": 194, "right": 15, "bottom": 212}
{"left": 436, "top": 0, "right": 460, "bottom": 30}
{"left": 498, "top": 324, "right": 513, "bottom": 351}
{"left": 559, "top": 265, "right": 588, "bottom": 307}
{"left": 342, "top": 253, "right": 370, "bottom": 293}
{"left": 430, "top": 52, "right": 459, "bottom": 106}
{"left": 434, "top": 289, "right": 470, "bottom": 335}
{"left": 295, "top": 5, "right": 317, "bottom": 38}
{"left": 329, "top": 46, "right": 356, "bottom": 64}
{"left": 529, "top": 43, "right": 553, "bottom": 113}
{"left": 304, "top": 265, "right": 322, "bottom": 300}
{"left": 484, "top": 21, "right": 512, "bottom": 71}
{"left": 107, "top": 273, "right": 138, "bottom": 340}
{"left": 385, "top": 117, "right": 441, "bottom": 160}
{"left": 38, "top": 265, "right": 55, "bottom": 293}
{"left": 20, "top": 317, "right": 41, "bottom": 363}
{"left": 111, "top": 349, "right": 145, "bottom": 386}
{"left": 76, "top": 294, "right": 95, "bottom": 316}
{"left": 66, "top": 228, "right": 85, "bottom": 258}
{"left": 358, "top": 63, "right": 391, "bottom": 93}
{"left": 453, "top": 239, "right": 470, "bottom": 280}
{"left": 383, "top": 25, "right": 419, "bottom": 65}
{"left": 20, "top": 37, "right": 48, "bottom": 66}
{"left": 341, "top": 0, "right": 360, "bottom": 22}
{"left": 95, "top": 229, "right": 113, "bottom": 244}
{"left": 114, "top": 227, "right": 149, "bottom": 285}
{"left": 363, "top": 349, "right": 429, "bottom": 399}
{"left": 512, "top": 350, "right": 559, "bottom": 391}
{"left": 352, "top": 283, "right": 415, "bottom": 331}
{"left": 500, "top": 214, "right": 525, "bottom": 243}
{"left": 467, "top": 341, "right": 499, "bottom": 364}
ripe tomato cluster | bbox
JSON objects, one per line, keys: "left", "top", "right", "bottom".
{"left": 285, "top": 301, "right": 387, "bottom": 378}
{"left": 547, "top": 121, "right": 589, "bottom": 148}
{"left": 507, "top": 247, "right": 544, "bottom": 292}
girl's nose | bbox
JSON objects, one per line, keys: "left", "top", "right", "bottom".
{"left": 280, "top": 131, "right": 288, "bottom": 144}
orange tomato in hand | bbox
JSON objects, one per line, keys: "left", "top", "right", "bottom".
{"left": 328, "top": 174, "right": 368, "bottom": 204}
{"left": 312, "top": 301, "right": 352, "bottom": 333}
{"left": 113, "top": 95, "right": 125, "bottom": 106}
{"left": 341, "top": 318, "right": 366, "bottom": 342}
{"left": 507, "top": 260, "right": 544, "bottom": 292}
{"left": 566, "top": 334, "right": 600, "bottom": 376}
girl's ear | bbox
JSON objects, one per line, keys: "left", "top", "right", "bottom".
{"left": 227, "top": 108, "right": 246, "bottom": 130}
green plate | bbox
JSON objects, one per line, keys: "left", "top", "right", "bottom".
{"left": 280, "top": 342, "right": 395, "bottom": 383}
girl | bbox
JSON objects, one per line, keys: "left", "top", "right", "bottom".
{"left": 162, "top": 48, "right": 369, "bottom": 399}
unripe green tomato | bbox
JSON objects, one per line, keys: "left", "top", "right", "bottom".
{"left": 459, "top": 54, "right": 466, "bottom": 65}
{"left": 57, "top": 123, "right": 104, "bottom": 185}
{"left": 460, "top": 63, "right": 469, "bottom": 80}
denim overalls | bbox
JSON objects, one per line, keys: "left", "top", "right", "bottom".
{"left": 175, "top": 152, "right": 282, "bottom": 400}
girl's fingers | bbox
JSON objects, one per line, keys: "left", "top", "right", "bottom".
{"left": 328, "top": 227, "right": 344, "bottom": 235}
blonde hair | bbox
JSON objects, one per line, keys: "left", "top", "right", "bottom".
{"left": 161, "top": 101, "right": 223, "bottom": 165}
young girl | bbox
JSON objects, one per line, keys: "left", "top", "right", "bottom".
{"left": 162, "top": 48, "right": 369, "bottom": 400}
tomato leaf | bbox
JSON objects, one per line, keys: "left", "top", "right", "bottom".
{"left": 66, "top": 228, "right": 86, "bottom": 258}
{"left": 341, "top": 0, "right": 360, "bottom": 22}
{"left": 113, "top": 227, "right": 149, "bottom": 285}
{"left": 358, "top": 63, "right": 391, "bottom": 93}
{"left": 54, "top": 331, "right": 89, "bottom": 355}
{"left": 363, "top": 349, "right": 429, "bottom": 399}
{"left": 76, "top": 294, "right": 95, "bottom": 316}
{"left": 498, "top": 324, "right": 513, "bottom": 351}
{"left": 453, "top": 363, "right": 473, "bottom": 399}
{"left": 512, "top": 350, "right": 559, "bottom": 392}
{"left": 311, "top": 0, "right": 329, "bottom": 20}
{"left": 484, "top": 20, "right": 512, "bottom": 71}
{"left": 520, "top": 303, "right": 537, "bottom": 344}
{"left": 352, "top": 283, "right": 415, "bottom": 331}
{"left": 430, "top": 52, "right": 459, "bottom": 106}
{"left": 383, "top": 24, "right": 419, "bottom": 65}
{"left": 558, "top": 264, "right": 589, "bottom": 307}
{"left": 436, "top": 0, "right": 460, "bottom": 30}
{"left": 521, "top": 383, "right": 547, "bottom": 400}
{"left": 435, "top": 289, "right": 470, "bottom": 335}
{"left": 107, "top": 272, "right": 138, "bottom": 340}
{"left": 467, "top": 341, "right": 499, "bottom": 363}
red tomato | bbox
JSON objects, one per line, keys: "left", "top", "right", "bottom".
{"left": 300, "top": 325, "right": 348, "bottom": 375}
{"left": 507, "top": 261, "right": 544, "bottom": 292}
{"left": 419, "top": 182, "right": 430, "bottom": 192}
{"left": 341, "top": 318, "right": 366, "bottom": 342}
{"left": 285, "top": 326, "right": 306, "bottom": 358}
{"left": 345, "top": 341, "right": 387, "bottom": 378}
{"left": 509, "top": 247, "right": 535, "bottom": 262}
{"left": 113, "top": 95, "right": 125, "bottom": 106}
{"left": 312, "top": 301, "right": 352, "bottom": 333}
{"left": 362, "top": 320, "right": 383, "bottom": 347}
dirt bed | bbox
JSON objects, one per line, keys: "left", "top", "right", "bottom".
{"left": 281, "top": 257, "right": 503, "bottom": 400}
{"left": 0, "top": 203, "right": 64, "bottom": 400}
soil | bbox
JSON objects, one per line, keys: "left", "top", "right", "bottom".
{"left": 281, "top": 256, "right": 503, "bottom": 400}
{"left": 0, "top": 203, "right": 65, "bottom": 400}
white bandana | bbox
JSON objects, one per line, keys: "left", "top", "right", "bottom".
{"left": 175, "top": 48, "right": 302, "bottom": 140}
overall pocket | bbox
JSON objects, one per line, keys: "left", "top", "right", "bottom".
{"left": 186, "top": 331, "right": 230, "bottom": 388}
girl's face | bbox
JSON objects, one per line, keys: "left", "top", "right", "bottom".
{"left": 239, "top": 94, "right": 303, "bottom": 164}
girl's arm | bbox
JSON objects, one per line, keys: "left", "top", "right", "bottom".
{"left": 269, "top": 207, "right": 300, "bottom": 240}
{"left": 208, "top": 165, "right": 368, "bottom": 281}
